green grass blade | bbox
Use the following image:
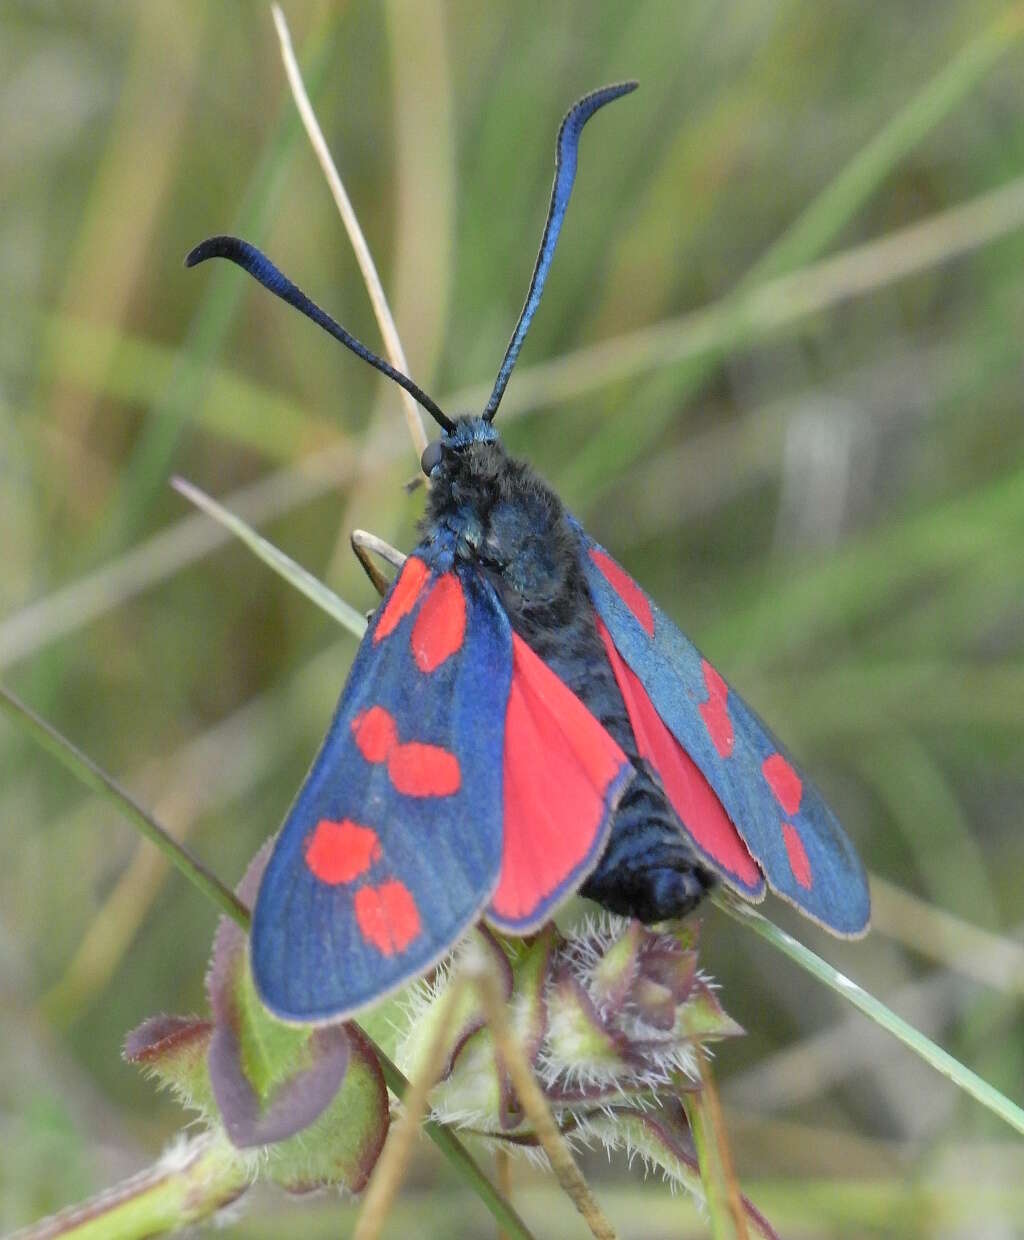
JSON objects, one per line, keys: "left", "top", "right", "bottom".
{"left": 748, "top": 10, "right": 1024, "bottom": 283}
{"left": 0, "top": 685, "right": 249, "bottom": 929}
{"left": 171, "top": 477, "right": 368, "bottom": 640}
{"left": 683, "top": 1060, "right": 750, "bottom": 1239}
{"left": 713, "top": 890, "right": 1024, "bottom": 1137}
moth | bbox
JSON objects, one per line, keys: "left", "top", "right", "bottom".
{"left": 188, "top": 82, "right": 869, "bottom": 1023}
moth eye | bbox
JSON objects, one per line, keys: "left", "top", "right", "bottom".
{"left": 420, "top": 440, "right": 445, "bottom": 476}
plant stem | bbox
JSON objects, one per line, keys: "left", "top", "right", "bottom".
{"left": 9, "top": 1132, "right": 250, "bottom": 1240}
{"left": 374, "top": 1047, "right": 535, "bottom": 1240}
{"left": 271, "top": 2, "right": 429, "bottom": 459}
{"left": 468, "top": 945, "right": 619, "bottom": 1240}
{"left": 496, "top": 1147, "right": 513, "bottom": 1240}
{"left": 684, "top": 1057, "right": 749, "bottom": 1240}
{"left": 356, "top": 978, "right": 468, "bottom": 1240}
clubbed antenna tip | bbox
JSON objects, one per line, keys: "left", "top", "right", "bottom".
{"left": 185, "top": 235, "right": 453, "bottom": 434}
{"left": 482, "top": 81, "right": 638, "bottom": 422}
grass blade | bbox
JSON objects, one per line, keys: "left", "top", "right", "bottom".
{"left": 713, "top": 890, "right": 1024, "bottom": 1137}
{"left": 171, "top": 476, "right": 368, "bottom": 640}
{"left": 684, "top": 1056, "right": 749, "bottom": 1240}
{"left": 0, "top": 685, "right": 248, "bottom": 929}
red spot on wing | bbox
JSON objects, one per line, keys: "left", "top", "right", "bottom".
{"left": 387, "top": 743, "right": 461, "bottom": 798}
{"left": 374, "top": 556, "right": 429, "bottom": 643}
{"left": 491, "top": 634, "right": 628, "bottom": 924}
{"left": 352, "top": 704, "right": 459, "bottom": 798}
{"left": 411, "top": 574, "right": 466, "bottom": 673}
{"left": 596, "top": 620, "right": 761, "bottom": 890}
{"left": 304, "top": 819, "right": 381, "bottom": 885}
{"left": 782, "top": 822, "right": 812, "bottom": 889}
{"left": 762, "top": 754, "right": 803, "bottom": 815}
{"left": 352, "top": 706, "right": 398, "bottom": 763}
{"left": 354, "top": 880, "right": 422, "bottom": 955}
{"left": 589, "top": 548, "right": 655, "bottom": 637}
{"left": 698, "top": 659, "right": 734, "bottom": 758}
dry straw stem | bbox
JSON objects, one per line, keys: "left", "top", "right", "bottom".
{"left": 355, "top": 977, "right": 469, "bottom": 1240}
{"left": 465, "top": 937, "right": 620, "bottom": 1240}
{"left": 352, "top": 527, "right": 408, "bottom": 596}
{"left": 271, "top": 3, "right": 429, "bottom": 461}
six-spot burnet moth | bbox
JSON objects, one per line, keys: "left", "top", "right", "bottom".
{"left": 187, "top": 81, "right": 869, "bottom": 1024}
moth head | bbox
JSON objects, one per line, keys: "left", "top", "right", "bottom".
{"left": 420, "top": 417, "right": 501, "bottom": 478}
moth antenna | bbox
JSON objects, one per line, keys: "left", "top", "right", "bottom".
{"left": 185, "top": 236, "right": 454, "bottom": 434}
{"left": 481, "top": 81, "right": 637, "bottom": 423}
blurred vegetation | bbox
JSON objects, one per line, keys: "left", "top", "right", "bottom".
{"left": 1, "top": 1, "right": 1023, "bottom": 1236}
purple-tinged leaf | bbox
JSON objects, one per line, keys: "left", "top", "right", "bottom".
{"left": 123, "top": 1014, "right": 212, "bottom": 1063}
{"left": 677, "top": 978, "right": 745, "bottom": 1042}
{"left": 123, "top": 1014, "right": 215, "bottom": 1114}
{"left": 636, "top": 944, "right": 698, "bottom": 1004}
{"left": 265, "top": 1025, "right": 389, "bottom": 1195}
{"left": 588, "top": 919, "right": 643, "bottom": 1012}
{"left": 627, "top": 976, "right": 678, "bottom": 1031}
{"left": 208, "top": 1021, "right": 350, "bottom": 1148}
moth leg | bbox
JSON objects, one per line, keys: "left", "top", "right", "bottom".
{"left": 350, "top": 528, "right": 406, "bottom": 598}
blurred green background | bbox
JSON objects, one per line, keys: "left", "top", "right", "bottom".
{"left": 2, "top": 2, "right": 1023, "bottom": 1236}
